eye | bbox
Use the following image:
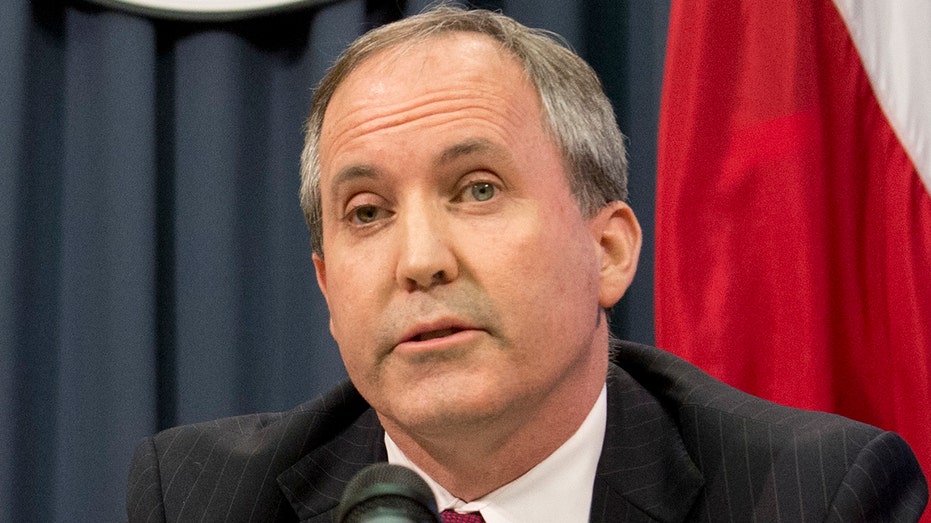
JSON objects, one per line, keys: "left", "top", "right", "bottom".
{"left": 347, "top": 204, "right": 390, "bottom": 225}
{"left": 467, "top": 182, "right": 496, "bottom": 202}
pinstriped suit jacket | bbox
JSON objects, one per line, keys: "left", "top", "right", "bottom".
{"left": 126, "top": 341, "right": 928, "bottom": 522}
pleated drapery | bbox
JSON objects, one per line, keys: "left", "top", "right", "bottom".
{"left": 0, "top": 1, "right": 669, "bottom": 520}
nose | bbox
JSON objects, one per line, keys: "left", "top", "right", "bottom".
{"left": 395, "top": 204, "right": 458, "bottom": 292}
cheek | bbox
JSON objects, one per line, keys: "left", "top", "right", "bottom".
{"left": 326, "top": 275, "right": 378, "bottom": 383}
{"left": 324, "top": 261, "right": 379, "bottom": 338}
{"left": 473, "top": 216, "right": 598, "bottom": 316}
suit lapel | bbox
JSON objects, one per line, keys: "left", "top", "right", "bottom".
{"left": 274, "top": 359, "right": 704, "bottom": 522}
{"left": 277, "top": 408, "right": 387, "bottom": 522}
{"left": 590, "top": 364, "right": 704, "bottom": 522}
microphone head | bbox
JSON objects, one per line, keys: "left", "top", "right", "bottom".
{"left": 337, "top": 463, "right": 441, "bottom": 523}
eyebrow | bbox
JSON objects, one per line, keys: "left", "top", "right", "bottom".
{"left": 327, "top": 138, "right": 508, "bottom": 200}
{"left": 434, "top": 138, "right": 506, "bottom": 168}
{"left": 331, "top": 164, "right": 378, "bottom": 188}
{"left": 328, "top": 164, "right": 379, "bottom": 204}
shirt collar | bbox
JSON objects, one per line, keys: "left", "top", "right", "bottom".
{"left": 386, "top": 385, "right": 607, "bottom": 523}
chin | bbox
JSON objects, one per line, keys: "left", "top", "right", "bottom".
{"left": 385, "top": 389, "right": 506, "bottom": 435}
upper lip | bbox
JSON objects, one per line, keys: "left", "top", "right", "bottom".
{"left": 398, "top": 318, "right": 479, "bottom": 344}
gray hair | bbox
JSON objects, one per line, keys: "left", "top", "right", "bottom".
{"left": 300, "top": 4, "right": 629, "bottom": 256}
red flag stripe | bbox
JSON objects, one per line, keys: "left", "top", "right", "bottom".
{"left": 656, "top": 0, "right": 931, "bottom": 497}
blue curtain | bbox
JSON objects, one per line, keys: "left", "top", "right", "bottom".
{"left": 0, "top": 0, "right": 668, "bottom": 520}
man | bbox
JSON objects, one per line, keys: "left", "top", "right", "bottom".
{"left": 127, "top": 5, "right": 928, "bottom": 522}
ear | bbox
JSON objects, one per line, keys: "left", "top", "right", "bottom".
{"left": 312, "top": 253, "right": 329, "bottom": 302}
{"left": 313, "top": 253, "right": 337, "bottom": 336}
{"left": 590, "top": 201, "right": 642, "bottom": 308}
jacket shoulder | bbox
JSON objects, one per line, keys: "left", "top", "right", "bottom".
{"left": 610, "top": 340, "right": 928, "bottom": 521}
{"left": 613, "top": 340, "right": 883, "bottom": 432}
{"left": 127, "top": 379, "right": 371, "bottom": 522}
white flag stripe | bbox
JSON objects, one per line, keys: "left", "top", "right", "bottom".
{"left": 832, "top": 0, "right": 931, "bottom": 193}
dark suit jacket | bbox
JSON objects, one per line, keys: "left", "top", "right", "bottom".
{"left": 127, "top": 341, "right": 928, "bottom": 522}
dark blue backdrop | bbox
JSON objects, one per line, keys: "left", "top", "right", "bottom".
{"left": 0, "top": 0, "right": 668, "bottom": 519}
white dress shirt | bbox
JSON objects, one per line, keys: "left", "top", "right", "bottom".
{"left": 386, "top": 385, "right": 607, "bottom": 523}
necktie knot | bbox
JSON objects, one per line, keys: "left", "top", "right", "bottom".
{"left": 441, "top": 509, "right": 485, "bottom": 523}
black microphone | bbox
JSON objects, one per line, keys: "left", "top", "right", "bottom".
{"left": 337, "top": 463, "right": 441, "bottom": 523}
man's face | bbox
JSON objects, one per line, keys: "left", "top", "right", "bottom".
{"left": 314, "top": 33, "right": 635, "bottom": 441}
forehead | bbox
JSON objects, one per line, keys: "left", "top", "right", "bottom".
{"left": 341, "top": 31, "right": 526, "bottom": 98}
{"left": 319, "top": 32, "right": 541, "bottom": 150}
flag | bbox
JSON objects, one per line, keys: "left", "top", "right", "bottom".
{"left": 655, "top": 0, "right": 931, "bottom": 495}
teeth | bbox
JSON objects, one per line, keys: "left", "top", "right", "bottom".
{"left": 416, "top": 328, "right": 457, "bottom": 341}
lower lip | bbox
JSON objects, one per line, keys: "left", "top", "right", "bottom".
{"left": 394, "top": 329, "right": 483, "bottom": 355}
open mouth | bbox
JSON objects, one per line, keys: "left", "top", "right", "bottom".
{"left": 412, "top": 328, "right": 462, "bottom": 342}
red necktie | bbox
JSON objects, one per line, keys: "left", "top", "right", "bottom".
{"left": 441, "top": 509, "right": 485, "bottom": 523}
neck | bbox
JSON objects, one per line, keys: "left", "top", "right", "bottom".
{"left": 380, "top": 348, "right": 608, "bottom": 501}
